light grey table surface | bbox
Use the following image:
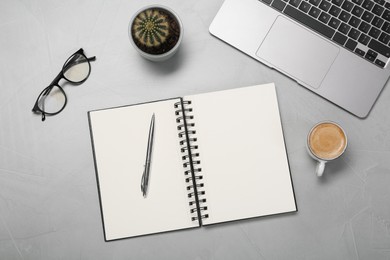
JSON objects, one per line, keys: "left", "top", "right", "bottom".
{"left": 1, "top": 0, "right": 390, "bottom": 259}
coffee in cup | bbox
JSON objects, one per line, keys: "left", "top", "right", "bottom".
{"left": 307, "top": 121, "right": 347, "bottom": 177}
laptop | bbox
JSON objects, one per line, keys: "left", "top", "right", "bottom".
{"left": 210, "top": 0, "right": 390, "bottom": 118}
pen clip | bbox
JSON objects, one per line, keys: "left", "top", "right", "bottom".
{"left": 141, "top": 168, "right": 146, "bottom": 197}
{"left": 141, "top": 162, "right": 151, "bottom": 197}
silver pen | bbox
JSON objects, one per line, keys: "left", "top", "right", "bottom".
{"left": 141, "top": 113, "right": 155, "bottom": 197}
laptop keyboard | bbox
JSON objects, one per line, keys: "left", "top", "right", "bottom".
{"left": 260, "top": 0, "right": 390, "bottom": 67}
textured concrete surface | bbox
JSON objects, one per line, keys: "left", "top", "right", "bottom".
{"left": 0, "top": 0, "right": 389, "bottom": 259}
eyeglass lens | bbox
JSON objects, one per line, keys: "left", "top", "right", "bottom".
{"left": 36, "top": 86, "right": 66, "bottom": 114}
{"left": 63, "top": 53, "right": 91, "bottom": 83}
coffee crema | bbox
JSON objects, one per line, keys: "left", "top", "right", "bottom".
{"left": 308, "top": 122, "right": 347, "bottom": 160}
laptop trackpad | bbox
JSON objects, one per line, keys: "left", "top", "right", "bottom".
{"left": 256, "top": 16, "right": 339, "bottom": 89}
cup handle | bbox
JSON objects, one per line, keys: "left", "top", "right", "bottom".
{"left": 316, "top": 161, "right": 326, "bottom": 177}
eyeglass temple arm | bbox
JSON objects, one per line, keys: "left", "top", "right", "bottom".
{"left": 75, "top": 48, "right": 96, "bottom": 62}
{"left": 78, "top": 47, "right": 96, "bottom": 62}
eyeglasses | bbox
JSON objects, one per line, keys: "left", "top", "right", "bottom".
{"left": 32, "top": 48, "right": 96, "bottom": 121}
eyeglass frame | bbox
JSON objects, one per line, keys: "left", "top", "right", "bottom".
{"left": 32, "top": 48, "right": 96, "bottom": 121}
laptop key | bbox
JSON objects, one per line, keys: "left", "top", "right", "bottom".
{"left": 339, "top": 22, "right": 351, "bottom": 33}
{"left": 349, "top": 16, "right": 362, "bottom": 27}
{"left": 319, "top": 0, "right": 332, "bottom": 11}
{"left": 362, "top": 0, "right": 374, "bottom": 10}
{"left": 309, "top": 6, "right": 321, "bottom": 17}
{"left": 368, "top": 38, "right": 390, "bottom": 57}
{"left": 362, "top": 11, "right": 374, "bottom": 22}
{"left": 319, "top": 11, "right": 332, "bottom": 23}
{"left": 352, "top": 6, "right": 364, "bottom": 17}
{"left": 382, "top": 21, "right": 390, "bottom": 33}
{"left": 299, "top": 1, "right": 312, "bottom": 12}
{"left": 369, "top": 27, "right": 381, "bottom": 38}
{"left": 290, "top": 0, "right": 302, "bottom": 7}
{"left": 349, "top": 27, "right": 361, "bottom": 39}
{"left": 329, "top": 17, "right": 342, "bottom": 28}
{"left": 365, "top": 49, "right": 378, "bottom": 60}
{"left": 272, "top": 0, "right": 287, "bottom": 11}
{"left": 333, "top": 31, "right": 348, "bottom": 44}
{"left": 355, "top": 48, "right": 366, "bottom": 55}
{"left": 345, "top": 38, "right": 358, "bottom": 49}
{"left": 372, "top": 4, "right": 385, "bottom": 15}
{"left": 378, "top": 31, "right": 390, "bottom": 44}
{"left": 368, "top": 49, "right": 378, "bottom": 57}
{"left": 330, "top": 5, "right": 342, "bottom": 16}
{"left": 284, "top": 5, "right": 336, "bottom": 38}
{"left": 365, "top": 53, "right": 376, "bottom": 61}
{"left": 372, "top": 16, "right": 384, "bottom": 28}
{"left": 339, "top": 11, "right": 351, "bottom": 22}
{"left": 359, "top": 21, "right": 371, "bottom": 32}
{"left": 342, "top": 0, "right": 355, "bottom": 11}
{"left": 385, "top": 2, "right": 390, "bottom": 8}
{"left": 358, "top": 33, "right": 371, "bottom": 44}
{"left": 382, "top": 9, "right": 390, "bottom": 21}
{"left": 375, "top": 59, "right": 386, "bottom": 67}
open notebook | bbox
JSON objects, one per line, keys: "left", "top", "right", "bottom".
{"left": 88, "top": 83, "right": 297, "bottom": 241}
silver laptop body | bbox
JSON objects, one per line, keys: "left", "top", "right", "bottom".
{"left": 210, "top": 0, "right": 390, "bottom": 117}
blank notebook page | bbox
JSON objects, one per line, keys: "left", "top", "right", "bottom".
{"left": 89, "top": 99, "right": 198, "bottom": 240}
{"left": 185, "top": 84, "right": 296, "bottom": 225}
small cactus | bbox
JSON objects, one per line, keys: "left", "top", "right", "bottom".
{"left": 133, "top": 9, "right": 170, "bottom": 47}
{"left": 131, "top": 8, "right": 180, "bottom": 55}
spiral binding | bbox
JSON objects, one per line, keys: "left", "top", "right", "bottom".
{"left": 174, "top": 99, "right": 209, "bottom": 223}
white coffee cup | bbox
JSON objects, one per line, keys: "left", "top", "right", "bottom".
{"left": 307, "top": 121, "right": 348, "bottom": 177}
{"left": 128, "top": 5, "right": 183, "bottom": 62}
